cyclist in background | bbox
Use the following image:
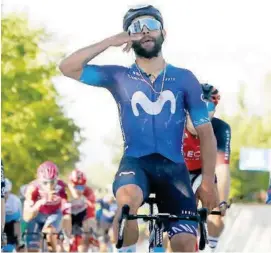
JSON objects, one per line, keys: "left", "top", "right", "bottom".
{"left": 68, "top": 169, "right": 97, "bottom": 252}
{"left": 3, "top": 178, "right": 22, "bottom": 252}
{"left": 1, "top": 160, "right": 6, "bottom": 244}
{"left": 95, "top": 188, "right": 103, "bottom": 229}
{"left": 96, "top": 190, "right": 117, "bottom": 252}
{"left": 184, "top": 83, "right": 231, "bottom": 251}
{"left": 23, "top": 161, "right": 71, "bottom": 252}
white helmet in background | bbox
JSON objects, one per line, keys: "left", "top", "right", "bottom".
{"left": 4, "top": 178, "right": 12, "bottom": 193}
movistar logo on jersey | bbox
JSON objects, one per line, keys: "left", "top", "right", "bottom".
{"left": 131, "top": 90, "right": 176, "bottom": 116}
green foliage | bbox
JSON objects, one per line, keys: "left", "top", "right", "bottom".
{"left": 1, "top": 14, "right": 82, "bottom": 192}
{"left": 221, "top": 83, "right": 271, "bottom": 200}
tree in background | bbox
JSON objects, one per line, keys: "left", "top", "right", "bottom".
{"left": 222, "top": 82, "right": 271, "bottom": 201}
{"left": 1, "top": 14, "right": 82, "bottom": 192}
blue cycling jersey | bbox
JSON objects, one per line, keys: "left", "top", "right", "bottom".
{"left": 80, "top": 63, "right": 209, "bottom": 163}
{"left": 267, "top": 183, "right": 271, "bottom": 204}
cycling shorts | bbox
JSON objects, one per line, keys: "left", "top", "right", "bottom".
{"left": 4, "top": 220, "right": 19, "bottom": 246}
{"left": 72, "top": 209, "right": 87, "bottom": 228}
{"left": 113, "top": 154, "right": 198, "bottom": 239}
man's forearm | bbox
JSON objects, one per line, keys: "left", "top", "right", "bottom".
{"left": 23, "top": 210, "right": 38, "bottom": 222}
{"left": 200, "top": 135, "right": 217, "bottom": 180}
{"left": 69, "top": 186, "right": 80, "bottom": 199}
{"left": 215, "top": 164, "right": 230, "bottom": 202}
{"left": 197, "top": 124, "right": 217, "bottom": 180}
{"left": 59, "top": 38, "right": 113, "bottom": 78}
{"left": 23, "top": 202, "right": 40, "bottom": 222}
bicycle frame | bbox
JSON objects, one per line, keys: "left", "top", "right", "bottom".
{"left": 147, "top": 196, "right": 163, "bottom": 251}
{"left": 23, "top": 231, "right": 61, "bottom": 252}
{"left": 148, "top": 216, "right": 165, "bottom": 252}
{"left": 69, "top": 224, "right": 99, "bottom": 252}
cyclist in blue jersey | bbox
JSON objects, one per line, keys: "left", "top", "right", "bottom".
{"left": 3, "top": 179, "right": 22, "bottom": 252}
{"left": 60, "top": 5, "right": 218, "bottom": 252}
{"left": 97, "top": 193, "right": 117, "bottom": 252}
{"left": 1, "top": 160, "right": 6, "bottom": 248}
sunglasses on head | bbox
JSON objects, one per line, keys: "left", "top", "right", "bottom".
{"left": 128, "top": 17, "right": 161, "bottom": 34}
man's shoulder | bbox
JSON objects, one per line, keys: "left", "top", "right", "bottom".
{"left": 167, "top": 64, "right": 194, "bottom": 75}
{"left": 57, "top": 179, "right": 67, "bottom": 188}
{"left": 167, "top": 65, "right": 199, "bottom": 89}
{"left": 212, "top": 117, "right": 231, "bottom": 147}
{"left": 25, "top": 181, "right": 38, "bottom": 198}
{"left": 212, "top": 117, "right": 231, "bottom": 131}
{"left": 84, "top": 186, "right": 94, "bottom": 195}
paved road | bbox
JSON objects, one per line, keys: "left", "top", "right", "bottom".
{"left": 216, "top": 204, "right": 271, "bottom": 252}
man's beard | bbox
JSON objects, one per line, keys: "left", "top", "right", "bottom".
{"left": 132, "top": 34, "right": 164, "bottom": 59}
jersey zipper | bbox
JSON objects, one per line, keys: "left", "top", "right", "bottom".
{"left": 152, "top": 82, "right": 157, "bottom": 151}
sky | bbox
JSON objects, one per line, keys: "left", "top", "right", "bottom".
{"left": 3, "top": 0, "right": 271, "bottom": 169}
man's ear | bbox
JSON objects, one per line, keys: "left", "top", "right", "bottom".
{"left": 162, "top": 29, "right": 167, "bottom": 39}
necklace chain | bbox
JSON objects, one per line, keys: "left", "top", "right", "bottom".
{"left": 135, "top": 62, "right": 167, "bottom": 95}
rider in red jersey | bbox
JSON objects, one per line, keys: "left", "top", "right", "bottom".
{"left": 184, "top": 84, "right": 231, "bottom": 251}
{"left": 23, "top": 161, "right": 71, "bottom": 252}
{"left": 68, "top": 169, "right": 96, "bottom": 252}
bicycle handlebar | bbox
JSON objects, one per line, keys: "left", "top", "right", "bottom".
{"left": 116, "top": 205, "right": 212, "bottom": 250}
{"left": 210, "top": 210, "right": 222, "bottom": 215}
{"left": 124, "top": 213, "right": 200, "bottom": 222}
{"left": 124, "top": 209, "right": 221, "bottom": 222}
